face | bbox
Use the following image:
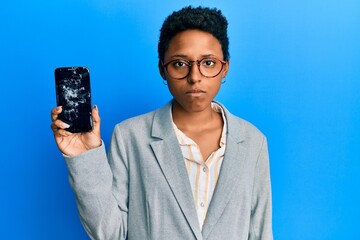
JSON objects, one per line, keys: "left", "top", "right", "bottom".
{"left": 159, "top": 29, "right": 229, "bottom": 113}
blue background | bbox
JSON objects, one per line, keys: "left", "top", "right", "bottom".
{"left": 1, "top": 0, "right": 359, "bottom": 239}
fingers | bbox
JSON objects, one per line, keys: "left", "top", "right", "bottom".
{"left": 50, "top": 118, "right": 71, "bottom": 136}
{"left": 52, "top": 125, "right": 72, "bottom": 138}
{"left": 50, "top": 106, "right": 71, "bottom": 133}
{"left": 51, "top": 119, "right": 70, "bottom": 130}
{"left": 50, "top": 105, "right": 101, "bottom": 139}
{"left": 51, "top": 106, "right": 62, "bottom": 121}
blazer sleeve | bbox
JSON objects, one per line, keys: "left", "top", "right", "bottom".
{"left": 64, "top": 128, "right": 129, "bottom": 240}
{"left": 249, "top": 136, "right": 273, "bottom": 240}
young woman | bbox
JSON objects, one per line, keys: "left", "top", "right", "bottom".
{"left": 51, "top": 6, "right": 273, "bottom": 240}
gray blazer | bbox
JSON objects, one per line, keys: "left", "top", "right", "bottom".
{"left": 64, "top": 101, "right": 273, "bottom": 240}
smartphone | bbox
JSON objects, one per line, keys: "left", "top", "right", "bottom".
{"left": 54, "top": 66, "right": 92, "bottom": 133}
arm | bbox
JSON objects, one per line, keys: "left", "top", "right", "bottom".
{"left": 64, "top": 138, "right": 128, "bottom": 240}
{"left": 51, "top": 106, "right": 128, "bottom": 239}
{"left": 249, "top": 137, "right": 273, "bottom": 240}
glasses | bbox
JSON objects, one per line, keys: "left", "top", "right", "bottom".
{"left": 162, "top": 57, "right": 227, "bottom": 80}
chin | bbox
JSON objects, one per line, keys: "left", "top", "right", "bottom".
{"left": 178, "top": 100, "right": 210, "bottom": 113}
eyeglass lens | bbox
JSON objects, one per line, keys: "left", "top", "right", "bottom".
{"left": 165, "top": 58, "right": 224, "bottom": 79}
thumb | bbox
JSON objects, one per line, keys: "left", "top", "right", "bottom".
{"left": 92, "top": 104, "right": 101, "bottom": 136}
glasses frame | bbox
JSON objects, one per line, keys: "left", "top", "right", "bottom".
{"left": 162, "top": 57, "right": 227, "bottom": 80}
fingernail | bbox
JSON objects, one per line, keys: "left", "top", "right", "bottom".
{"left": 61, "top": 123, "right": 70, "bottom": 128}
{"left": 94, "top": 104, "right": 98, "bottom": 110}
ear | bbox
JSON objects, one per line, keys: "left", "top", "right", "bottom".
{"left": 158, "top": 61, "right": 167, "bottom": 80}
{"left": 221, "top": 60, "right": 230, "bottom": 78}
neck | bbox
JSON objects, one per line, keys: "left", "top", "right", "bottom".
{"left": 172, "top": 101, "right": 219, "bottom": 131}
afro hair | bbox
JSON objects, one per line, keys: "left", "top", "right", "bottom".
{"left": 158, "top": 6, "right": 229, "bottom": 62}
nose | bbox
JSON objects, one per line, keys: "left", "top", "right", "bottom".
{"left": 187, "top": 62, "right": 202, "bottom": 84}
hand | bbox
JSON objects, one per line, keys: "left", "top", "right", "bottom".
{"left": 50, "top": 105, "right": 102, "bottom": 156}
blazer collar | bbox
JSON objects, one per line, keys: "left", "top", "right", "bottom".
{"left": 150, "top": 101, "right": 203, "bottom": 239}
{"left": 202, "top": 102, "right": 248, "bottom": 238}
{"left": 217, "top": 101, "right": 246, "bottom": 144}
{"left": 150, "top": 101, "right": 173, "bottom": 139}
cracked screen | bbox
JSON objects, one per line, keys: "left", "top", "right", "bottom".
{"left": 55, "top": 67, "right": 92, "bottom": 132}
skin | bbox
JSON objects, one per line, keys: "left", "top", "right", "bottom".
{"left": 159, "top": 29, "right": 229, "bottom": 160}
{"left": 50, "top": 105, "right": 101, "bottom": 156}
{"left": 51, "top": 29, "right": 229, "bottom": 161}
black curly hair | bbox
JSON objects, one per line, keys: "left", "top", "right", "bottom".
{"left": 158, "top": 6, "right": 229, "bottom": 62}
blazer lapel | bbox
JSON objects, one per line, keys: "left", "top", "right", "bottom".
{"left": 201, "top": 106, "right": 247, "bottom": 239}
{"left": 150, "top": 102, "right": 202, "bottom": 239}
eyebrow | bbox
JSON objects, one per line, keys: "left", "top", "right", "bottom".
{"left": 169, "top": 54, "right": 218, "bottom": 60}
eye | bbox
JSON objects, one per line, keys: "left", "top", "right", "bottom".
{"left": 172, "top": 60, "right": 189, "bottom": 68}
{"left": 201, "top": 59, "right": 216, "bottom": 67}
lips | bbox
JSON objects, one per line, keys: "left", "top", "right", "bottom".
{"left": 185, "top": 89, "right": 206, "bottom": 97}
{"left": 186, "top": 89, "right": 206, "bottom": 94}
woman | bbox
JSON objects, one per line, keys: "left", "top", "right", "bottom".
{"left": 51, "top": 6, "right": 273, "bottom": 240}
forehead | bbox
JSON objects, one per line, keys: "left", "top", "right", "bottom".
{"left": 165, "top": 29, "right": 223, "bottom": 60}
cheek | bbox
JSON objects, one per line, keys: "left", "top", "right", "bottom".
{"left": 210, "top": 76, "right": 222, "bottom": 88}
{"left": 212, "top": 81, "right": 222, "bottom": 95}
{"left": 166, "top": 81, "right": 182, "bottom": 96}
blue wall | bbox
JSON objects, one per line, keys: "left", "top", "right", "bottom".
{"left": 1, "top": 0, "right": 359, "bottom": 239}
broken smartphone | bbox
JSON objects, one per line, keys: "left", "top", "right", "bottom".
{"left": 54, "top": 66, "right": 93, "bottom": 133}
